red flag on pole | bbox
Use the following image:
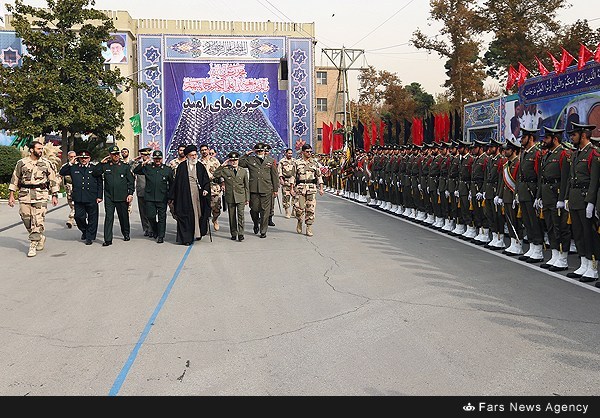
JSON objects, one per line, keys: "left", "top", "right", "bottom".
{"left": 333, "top": 121, "right": 343, "bottom": 150}
{"left": 322, "top": 121, "right": 331, "bottom": 154}
{"left": 548, "top": 51, "right": 561, "bottom": 73}
{"left": 379, "top": 120, "right": 385, "bottom": 146}
{"left": 578, "top": 43, "right": 594, "bottom": 70}
{"left": 535, "top": 56, "right": 549, "bottom": 76}
{"left": 444, "top": 113, "right": 450, "bottom": 142}
{"left": 363, "top": 124, "right": 371, "bottom": 151}
{"left": 371, "top": 121, "right": 377, "bottom": 148}
{"left": 517, "top": 62, "right": 530, "bottom": 87}
{"left": 506, "top": 64, "right": 518, "bottom": 90}
{"left": 595, "top": 43, "right": 600, "bottom": 63}
{"left": 558, "top": 47, "right": 575, "bottom": 73}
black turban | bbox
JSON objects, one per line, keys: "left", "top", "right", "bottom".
{"left": 184, "top": 144, "right": 198, "bottom": 156}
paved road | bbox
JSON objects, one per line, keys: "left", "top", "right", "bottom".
{"left": 0, "top": 193, "right": 599, "bottom": 396}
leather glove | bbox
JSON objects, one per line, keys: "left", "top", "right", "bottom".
{"left": 586, "top": 202, "right": 594, "bottom": 219}
{"left": 454, "top": 190, "right": 459, "bottom": 198}
{"left": 475, "top": 192, "right": 483, "bottom": 201}
{"left": 556, "top": 201, "right": 565, "bottom": 210}
{"left": 533, "top": 198, "right": 543, "bottom": 210}
{"left": 445, "top": 190, "right": 450, "bottom": 198}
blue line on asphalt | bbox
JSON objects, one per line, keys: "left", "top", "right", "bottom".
{"left": 108, "top": 242, "right": 194, "bottom": 396}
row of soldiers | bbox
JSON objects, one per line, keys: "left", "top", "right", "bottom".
{"left": 320, "top": 122, "right": 600, "bottom": 287}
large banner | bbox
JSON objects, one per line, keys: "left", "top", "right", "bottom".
{"left": 163, "top": 61, "right": 288, "bottom": 162}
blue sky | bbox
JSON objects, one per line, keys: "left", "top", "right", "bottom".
{"left": 2, "top": 0, "right": 598, "bottom": 98}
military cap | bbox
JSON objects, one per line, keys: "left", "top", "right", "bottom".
{"left": 474, "top": 137, "right": 490, "bottom": 146}
{"left": 152, "top": 150, "right": 163, "bottom": 158}
{"left": 520, "top": 127, "right": 539, "bottom": 137}
{"left": 108, "top": 145, "right": 120, "bottom": 154}
{"left": 77, "top": 149, "right": 91, "bottom": 158}
{"left": 139, "top": 147, "right": 152, "bottom": 155}
{"left": 457, "top": 138, "right": 473, "bottom": 147}
{"left": 490, "top": 137, "right": 504, "bottom": 146}
{"left": 504, "top": 135, "right": 521, "bottom": 149}
{"left": 263, "top": 143, "right": 272, "bottom": 151}
{"left": 590, "top": 136, "right": 600, "bottom": 143}
{"left": 228, "top": 151, "right": 240, "bottom": 159}
{"left": 184, "top": 144, "right": 198, "bottom": 155}
{"left": 562, "top": 140, "right": 576, "bottom": 150}
{"left": 253, "top": 142, "right": 265, "bottom": 150}
{"left": 543, "top": 126, "right": 565, "bottom": 137}
{"left": 567, "top": 122, "right": 596, "bottom": 134}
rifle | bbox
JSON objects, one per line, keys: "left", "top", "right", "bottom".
{"left": 276, "top": 192, "right": 282, "bottom": 214}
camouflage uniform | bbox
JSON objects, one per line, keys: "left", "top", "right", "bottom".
{"left": 278, "top": 157, "right": 296, "bottom": 217}
{"left": 294, "top": 157, "right": 324, "bottom": 235}
{"left": 201, "top": 156, "right": 223, "bottom": 226}
{"left": 9, "top": 156, "right": 60, "bottom": 248}
{"left": 63, "top": 175, "right": 75, "bottom": 227}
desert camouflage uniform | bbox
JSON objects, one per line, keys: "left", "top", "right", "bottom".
{"left": 278, "top": 157, "right": 296, "bottom": 213}
{"left": 202, "top": 156, "right": 223, "bottom": 223}
{"left": 62, "top": 173, "right": 75, "bottom": 227}
{"left": 294, "top": 158, "right": 324, "bottom": 225}
{"left": 9, "top": 156, "right": 60, "bottom": 242}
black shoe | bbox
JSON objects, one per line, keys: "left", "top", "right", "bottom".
{"left": 144, "top": 231, "right": 149, "bottom": 237}
{"left": 102, "top": 241, "right": 112, "bottom": 247}
{"left": 268, "top": 216, "right": 275, "bottom": 226}
{"left": 540, "top": 263, "right": 552, "bottom": 269}
{"left": 123, "top": 235, "right": 130, "bottom": 241}
{"left": 518, "top": 255, "right": 530, "bottom": 261}
{"left": 526, "top": 258, "right": 544, "bottom": 264}
{"left": 231, "top": 236, "right": 237, "bottom": 240}
{"left": 196, "top": 236, "right": 202, "bottom": 241}
{"left": 579, "top": 276, "right": 597, "bottom": 283}
{"left": 566, "top": 272, "right": 582, "bottom": 279}
{"left": 260, "top": 233, "right": 267, "bottom": 238}
{"left": 595, "top": 282, "right": 600, "bottom": 288}
{"left": 157, "top": 237, "right": 164, "bottom": 244}
{"left": 148, "top": 232, "right": 155, "bottom": 238}
{"left": 253, "top": 224, "right": 259, "bottom": 234}
{"left": 549, "top": 266, "right": 568, "bottom": 272}
{"left": 66, "top": 222, "right": 73, "bottom": 229}
{"left": 183, "top": 241, "right": 192, "bottom": 246}
{"left": 85, "top": 240, "right": 93, "bottom": 245}
{"left": 81, "top": 233, "right": 86, "bottom": 240}
{"left": 238, "top": 235, "right": 244, "bottom": 241}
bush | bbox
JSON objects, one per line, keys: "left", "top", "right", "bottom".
{"left": 0, "top": 145, "right": 22, "bottom": 183}
{"left": 0, "top": 183, "right": 9, "bottom": 199}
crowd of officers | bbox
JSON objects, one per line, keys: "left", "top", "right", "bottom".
{"left": 319, "top": 122, "right": 600, "bottom": 288}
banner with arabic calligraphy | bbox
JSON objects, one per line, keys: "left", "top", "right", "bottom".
{"left": 520, "top": 61, "right": 600, "bottom": 105}
{"left": 163, "top": 61, "right": 287, "bottom": 162}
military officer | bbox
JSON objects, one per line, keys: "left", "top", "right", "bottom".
{"left": 291, "top": 144, "right": 324, "bottom": 236}
{"left": 446, "top": 140, "right": 461, "bottom": 233}
{"left": 470, "top": 138, "right": 491, "bottom": 244}
{"left": 483, "top": 137, "right": 506, "bottom": 250}
{"left": 264, "top": 143, "right": 278, "bottom": 226}
{"left": 8, "top": 140, "right": 60, "bottom": 257}
{"left": 59, "top": 149, "right": 103, "bottom": 245}
{"left": 239, "top": 142, "right": 279, "bottom": 238}
{"left": 132, "top": 150, "right": 173, "bottom": 243}
{"left": 93, "top": 145, "right": 135, "bottom": 246}
{"left": 455, "top": 139, "right": 474, "bottom": 238}
{"left": 131, "top": 147, "right": 152, "bottom": 237}
{"left": 498, "top": 136, "right": 524, "bottom": 256}
{"left": 214, "top": 151, "right": 250, "bottom": 241}
{"left": 61, "top": 150, "right": 77, "bottom": 228}
{"left": 278, "top": 148, "right": 296, "bottom": 218}
{"left": 564, "top": 122, "right": 600, "bottom": 282}
{"left": 199, "top": 143, "right": 223, "bottom": 232}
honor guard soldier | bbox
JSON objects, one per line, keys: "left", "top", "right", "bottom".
{"left": 59, "top": 150, "right": 103, "bottom": 245}
{"left": 483, "top": 137, "right": 506, "bottom": 250}
{"left": 8, "top": 141, "right": 60, "bottom": 257}
{"left": 93, "top": 145, "right": 135, "bottom": 246}
{"left": 454, "top": 139, "right": 474, "bottom": 238}
{"left": 564, "top": 122, "right": 600, "bottom": 282}
{"left": 498, "top": 136, "right": 525, "bottom": 256}
{"left": 470, "top": 138, "right": 491, "bottom": 244}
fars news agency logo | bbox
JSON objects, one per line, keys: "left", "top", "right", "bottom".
{"left": 464, "top": 403, "right": 476, "bottom": 412}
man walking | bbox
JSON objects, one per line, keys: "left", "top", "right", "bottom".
{"left": 199, "top": 143, "right": 223, "bottom": 232}
{"left": 61, "top": 150, "right": 77, "bottom": 229}
{"left": 278, "top": 148, "right": 296, "bottom": 218}
{"left": 131, "top": 147, "right": 152, "bottom": 237}
{"left": 291, "top": 144, "right": 324, "bottom": 237}
{"left": 8, "top": 140, "right": 60, "bottom": 257}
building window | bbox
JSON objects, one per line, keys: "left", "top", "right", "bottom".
{"left": 316, "top": 71, "right": 327, "bottom": 85}
{"left": 316, "top": 98, "right": 327, "bottom": 112}
{"left": 317, "top": 128, "right": 323, "bottom": 141}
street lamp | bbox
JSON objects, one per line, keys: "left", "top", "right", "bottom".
{"left": 123, "top": 64, "right": 159, "bottom": 79}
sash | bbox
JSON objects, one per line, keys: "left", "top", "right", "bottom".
{"left": 503, "top": 161, "right": 517, "bottom": 193}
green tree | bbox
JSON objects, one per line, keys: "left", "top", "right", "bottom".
{"left": 480, "top": 0, "right": 569, "bottom": 86}
{"left": 404, "top": 82, "right": 435, "bottom": 117}
{"left": 548, "top": 19, "right": 600, "bottom": 61}
{"left": 0, "top": 0, "right": 140, "bottom": 162}
{"left": 412, "top": 0, "right": 487, "bottom": 107}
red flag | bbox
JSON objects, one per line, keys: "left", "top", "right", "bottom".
{"left": 517, "top": 62, "right": 530, "bottom": 87}
{"left": 506, "top": 64, "right": 518, "bottom": 90}
{"left": 535, "top": 56, "right": 549, "bottom": 76}
{"left": 578, "top": 43, "right": 594, "bottom": 70}
{"left": 548, "top": 51, "right": 561, "bottom": 73}
{"left": 322, "top": 122, "right": 331, "bottom": 154}
{"left": 595, "top": 43, "right": 600, "bottom": 63}
{"left": 444, "top": 113, "right": 450, "bottom": 142}
{"left": 333, "top": 121, "right": 344, "bottom": 150}
{"left": 558, "top": 47, "right": 575, "bottom": 73}
{"left": 371, "top": 121, "right": 377, "bottom": 148}
{"left": 379, "top": 120, "right": 385, "bottom": 146}
{"left": 363, "top": 124, "right": 371, "bottom": 151}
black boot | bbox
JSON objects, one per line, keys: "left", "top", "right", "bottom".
{"left": 268, "top": 216, "right": 275, "bottom": 226}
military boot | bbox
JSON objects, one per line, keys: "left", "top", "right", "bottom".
{"left": 285, "top": 207, "right": 291, "bottom": 219}
{"left": 268, "top": 216, "right": 275, "bottom": 226}
{"left": 296, "top": 219, "right": 303, "bottom": 234}
{"left": 37, "top": 234, "right": 46, "bottom": 251}
{"left": 306, "top": 224, "right": 313, "bottom": 237}
{"left": 27, "top": 241, "right": 38, "bottom": 257}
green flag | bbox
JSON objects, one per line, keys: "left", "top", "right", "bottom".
{"left": 129, "top": 113, "right": 142, "bottom": 135}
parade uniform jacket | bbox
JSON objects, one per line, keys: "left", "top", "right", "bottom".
{"left": 517, "top": 143, "right": 541, "bottom": 202}
{"left": 239, "top": 154, "right": 279, "bottom": 194}
{"left": 499, "top": 156, "right": 519, "bottom": 203}
{"left": 470, "top": 153, "right": 487, "bottom": 196}
{"left": 438, "top": 154, "right": 450, "bottom": 194}
{"left": 447, "top": 154, "right": 460, "bottom": 194}
{"left": 458, "top": 153, "right": 473, "bottom": 196}
{"left": 536, "top": 145, "right": 570, "bottom": 206}
{"left": 484, "top": 154, "right": 502, "bottom": 198}
{"left": 132, "top": 162, "right": 173, "bottom": 202}
{"left": 93, "top": 160, "right": 134, "bottom": 202}
{"left": 565, "top": 142, "right": 600, "bottom": 210}
{"left": 428, "top": 154, "right": 442, "bottom": 193}
{"left": 213, "top": 165, "right": 250, "bottom": 204}
{"left": 59, "top": 162, "right": 103, "bottom": 203}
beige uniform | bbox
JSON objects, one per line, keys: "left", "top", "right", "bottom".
{"left": 294, "top": 158, "right": 324, "bottom": 225}
{"left": 9, "top": 157, "right": 60, "bottom": 242}
{"left": 59, "top": 165, "right": 75, "bottom": 227}
{"left": 201, "top": 156, "right": 223, "bottom": 222}
{"left": 277, "top": 158, "right": 296, "bottom": 211}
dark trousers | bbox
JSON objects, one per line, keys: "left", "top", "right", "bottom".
{"left": 104, "top": 198, "right": 130, "bottom": 242}
{"left": 74, "top": 201, "right": 99, "bottom": 240}
{"left": 459, "top": 194, "right": 472, "bottom": 225}
{"left": 250, "top": 192, "right": 272, "bottom": 235}
{"left": 137, "top": 195, "right": 150, "bottom": 233}
{"left": 520, "top": 201, "right": 543, "bottom": 245}
{"left": 227, "top": 202, "right": 246, "bottom": 237}
{"left": 543, "top": 207, "right": 571, "bottom": 251}
{"left": 504, "top": 204, "right": 523, "bottom": 240}
{"left": 146, "top": 200, "right": 167, "bottom": 239}
{"left": 570, "top": 209, "right": 600, "bottom": 259}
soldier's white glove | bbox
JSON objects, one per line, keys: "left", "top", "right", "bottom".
{"left": 445, "top": 190, "right": 450, "bottom": 198}
{"left": 427, "top": 186, "right": 430, "bottom": 193}
{"left": 397, "top": 182, "right": 401, "bottom": 188}
{"left": 564, "top": 200, "right": 570, "bottom": 212}
{"left": 512, "top": 199, "right": 518, "bottom": 209}
{"left": 418, "top": 184, "right": 422, "bottom": 192}
{"left": 556, "top": 201, "right": 565, "bottom": 210}
{"left": 379, "top": 179, "right": 383, "bottom": 184}
{"left": 494, "top": 196, "right": 503, "bottom": 206}
{"left": 475, "top": 192, "right": 483, "bottom": 201}
{"left": 533, "top": 198, "right": 543, "bottom": 210}
{"left": 482, "top": 192, "right": 486, "bottom": 200}
{"left": 454, "top": 190, "right": 459, "bottom": 198}
{"left": 437, "top": 189, "right": 441, "bottom": 195}
{"left": 586, "top": 202, "right": 594, "bottom": 219}
{"left": 468, "top": 191, "right": 472, "bottom": 201}
{"left": 514, "top": 194, "right": 519, "bottom": 204}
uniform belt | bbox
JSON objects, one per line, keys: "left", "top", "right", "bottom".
{"left": 520, "top": 178, "right": 537, "bottom": 182}
{"left": 19, "top": 183, "right": 48, "bottom": 189}
{"left": 296, "top": 179, "right": 317, "bottom": 184}
{"left": 542, "top": 178, "right": 560, "bottom": 185}
{"left": 570, "top": 181, "right": 589, "bottom": 189}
